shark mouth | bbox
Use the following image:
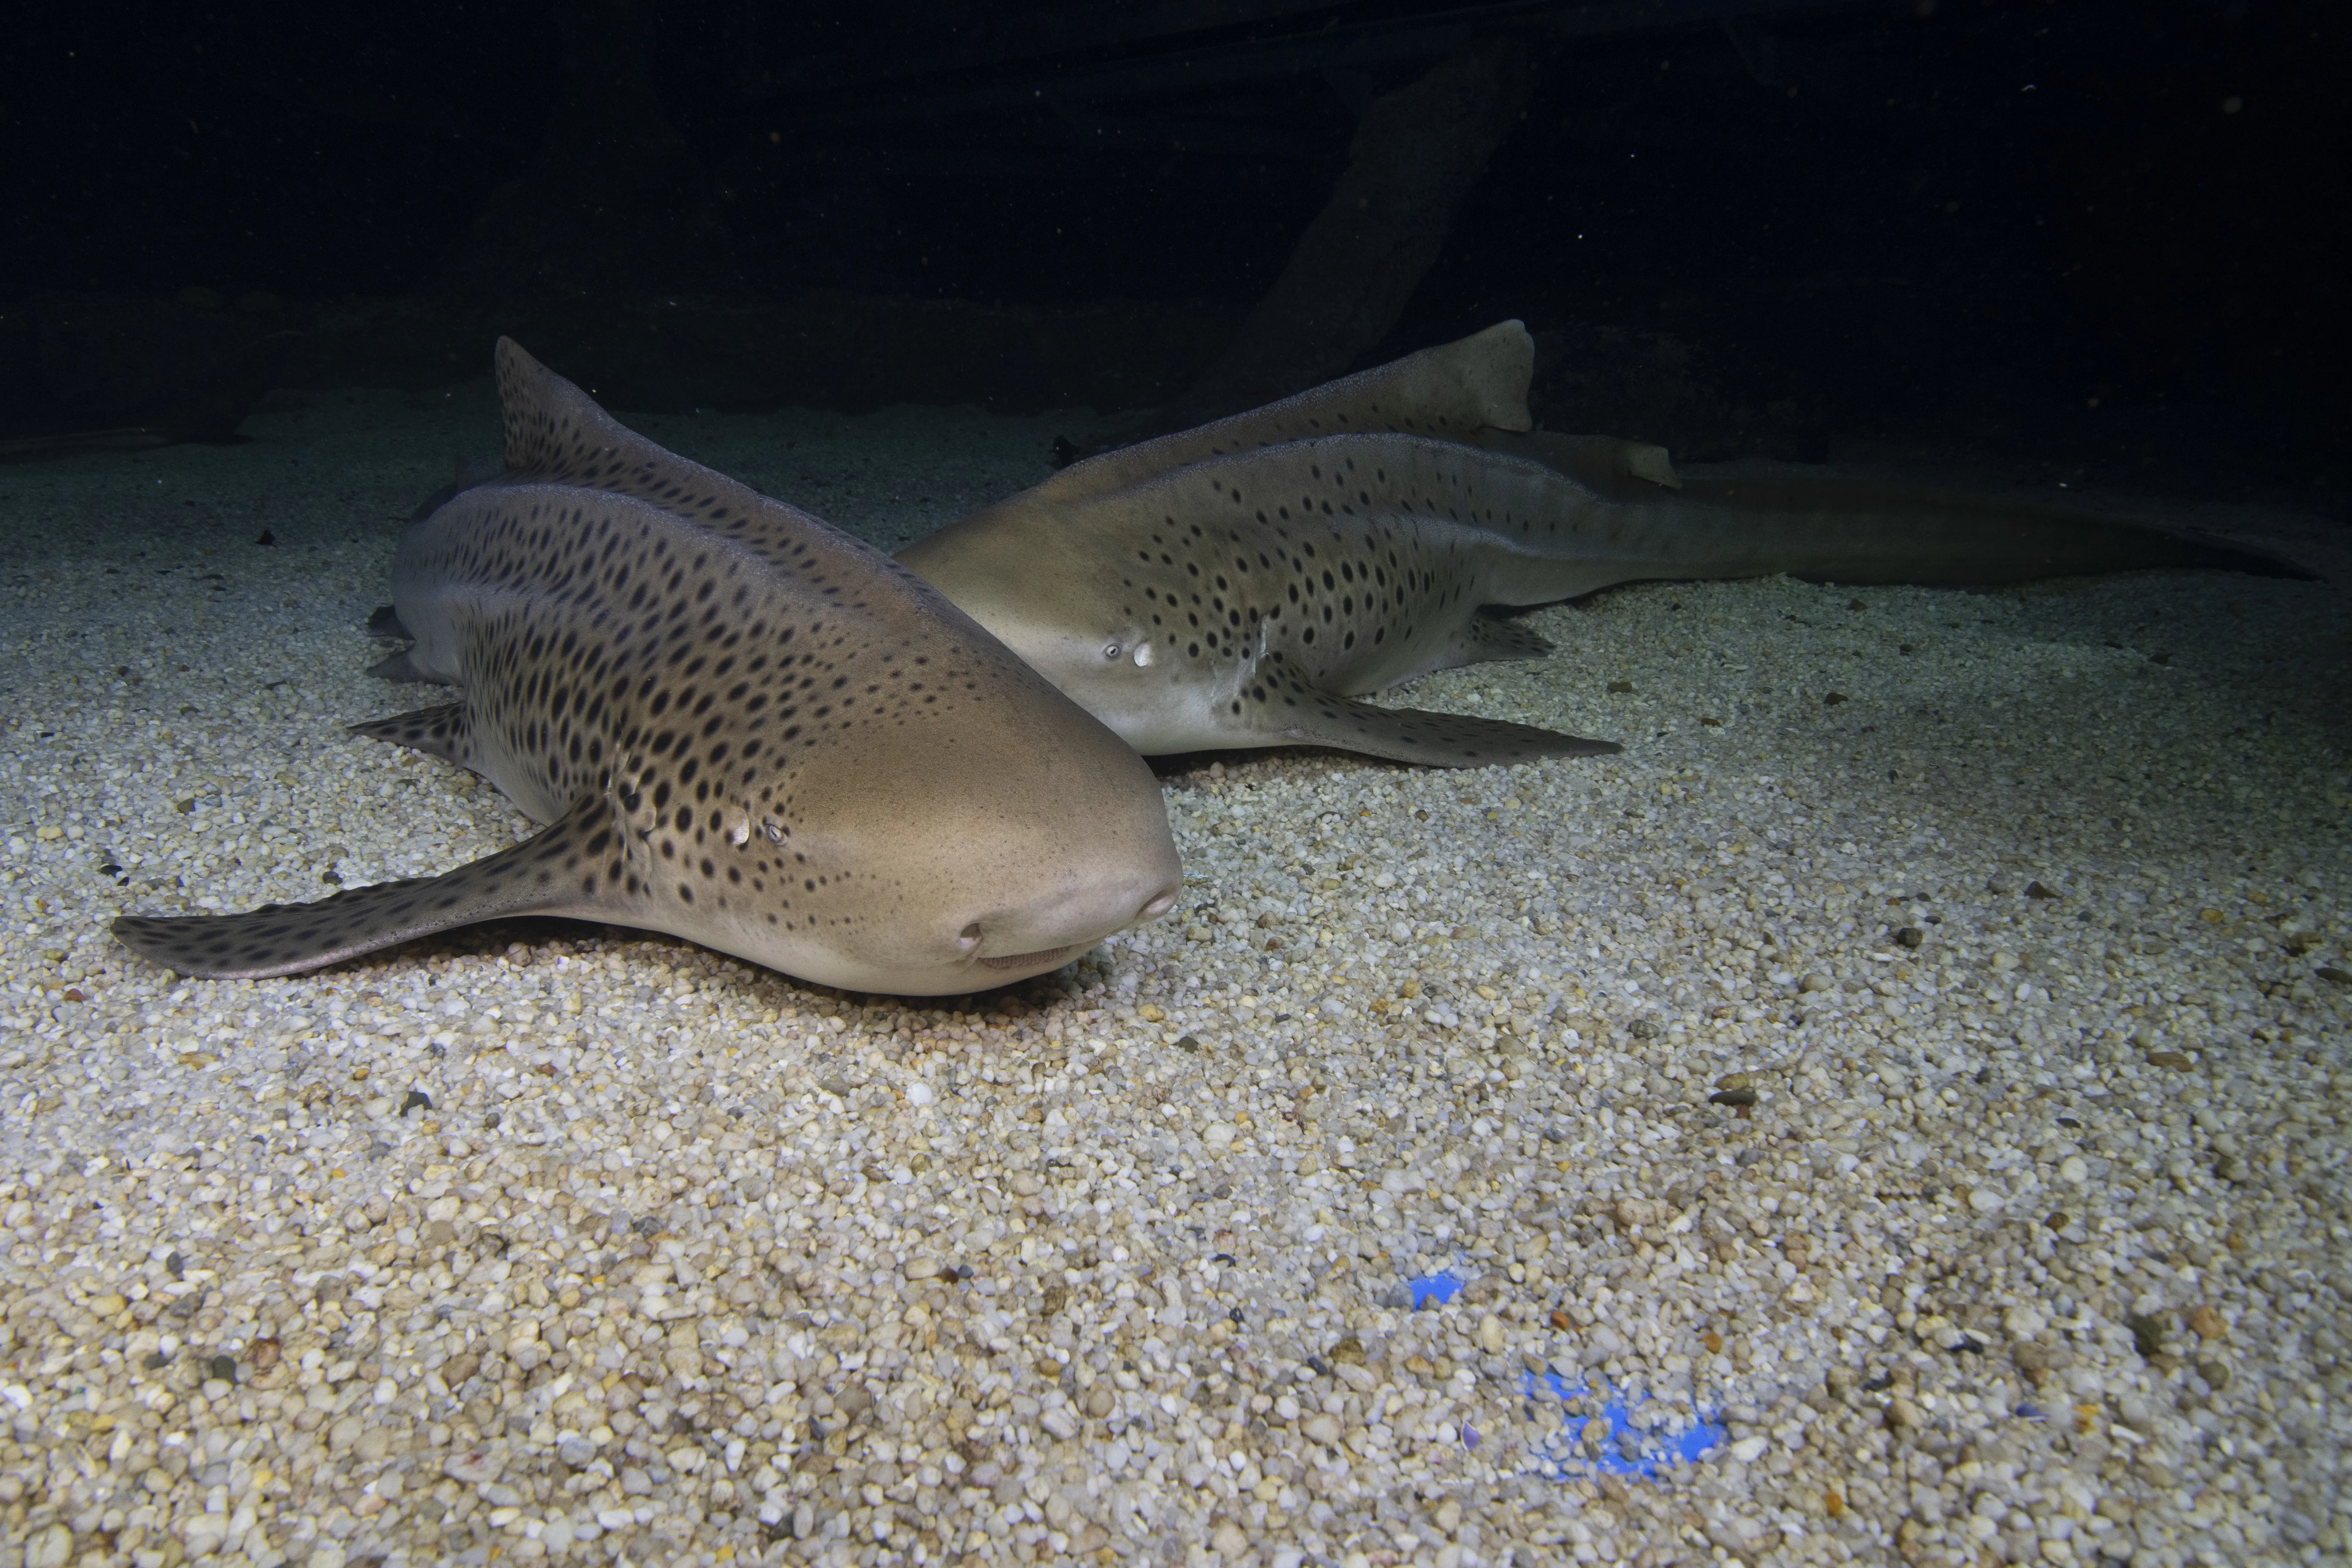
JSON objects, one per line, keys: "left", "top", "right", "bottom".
{"left": 976, "top": 945, "right": 1078, "bottom": 972}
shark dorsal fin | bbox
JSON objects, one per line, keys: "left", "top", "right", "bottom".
{"left": 494, "top": 338, "right": 772, "bottom": 523}
{"left": 1034, "top": 320, "right": 1537, "bottom": 508}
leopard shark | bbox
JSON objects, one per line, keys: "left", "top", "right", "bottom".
{"left": 899, "top": 321, "right": 2294, "bottom": 767}
{"left": 113, "top": 339, "right": 1182, "bottom": 992}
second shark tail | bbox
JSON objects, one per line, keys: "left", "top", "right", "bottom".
{"left": 1470, "top": 429, "right": 2311, "bottom": 589}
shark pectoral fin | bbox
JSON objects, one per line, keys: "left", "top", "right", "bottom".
{"left": 366, "top": 604, "right": 412, "bottom": 640}
{"left": 1622, "top": 441, "right": 1682, "bottom": 490}
{"left": 112, "top": 797, "right": 621, "bottom": 980}
{"left": 1457, "top": 613, "right": 1555, "bottom": 665}
{"left": 365, "top": 649, "right": 442, "bottom": 684}
{"left": 348, "top": 702, "right": 477, "bottom": 770}
{"left": 1273, "top": 695, "right": 1618, "bottom": 769}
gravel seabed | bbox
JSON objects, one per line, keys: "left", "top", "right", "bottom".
{"left": 1, "top": 386, "right": 2347, "bottom": 1568}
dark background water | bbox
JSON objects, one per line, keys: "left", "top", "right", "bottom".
{"left": 2, "top": 0, "right": 2341, "bottom": 502}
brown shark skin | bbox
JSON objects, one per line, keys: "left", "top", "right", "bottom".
{"left": 900, "top": 322, "right": 2307, "bottom": 768}
{"left": 113, "top": 340, "right": 1181, "bottom": 993}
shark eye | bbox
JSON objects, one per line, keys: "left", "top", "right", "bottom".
{"left": 762, "top": 820, "right": 786, "bottom": 844}
{"left": 1102, "top": 642, "right": 1122, "bottom": 661}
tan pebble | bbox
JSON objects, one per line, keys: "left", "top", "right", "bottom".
{"left": 443, "top": 1445, "right": 504, "bottom": 1484}
{"left": 1614, "top": 1197, "right": 1660, "bottom": 1228}
{"left": 1328, "top": 1336, "right": 1366, "bottom": 1366}
{"left": 1400, "top": 978, "right": 1422, "bottom": 999}
{"left": 1303, "top": 1413, "right": 1342, "bottom": 1446}
{"left": 1715, "top": 1072, "right": 1752, "bottom": 1092}
{"left": 1799, "top": 973, "right": 1832, "bottom": 993}
{"left": 904, "top": 1255, "right": 942, "bottom": 1281}
{"left": 1434, "top": 1497, "right": 1463, "bottom": 1534}
{"left": 1211, "top": 1521, "right": 1250, "bottom": 1557}
{"left": 2145, "top": 1051, "right": 2194, "bottom": 1070}
{"left": 1886, "top": 1398, "right": 1924, "bottom": 1431}
{"left": 1479, "top": 1314, "right": 1506, "bottom": 1354}
{"left": 247, "top": 1337, "right": 280, "bottom": 1370}
{"left": 1517, "top": 1231, "right": 1551, "bottom": 1262}
{"left": 2187, "top": 1304, "right": 2228, "bottom": 1341}
{"left": 21, "top": 1525, "right": 69, "bottom": 1568}
{"left": 1138, "top": 1004, "right": 1165, "bottom": 1022}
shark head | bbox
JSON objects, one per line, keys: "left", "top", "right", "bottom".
{"left": 632, "top": 640, "right": 1185, "bottom": 995}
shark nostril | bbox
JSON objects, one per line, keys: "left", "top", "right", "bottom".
{"left": 957, "top": 923, "right": 983, "bottom": 953}
{"left": 1139, "top": 890, "right": 1178, "bottom": 922}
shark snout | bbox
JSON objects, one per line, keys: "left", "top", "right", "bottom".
{"left": 956, "top": 867, "right": 1183, "bottom": 977}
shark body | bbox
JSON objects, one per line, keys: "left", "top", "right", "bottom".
{"left": 900, "top": 322, "right": 2295, "bottom": 767}
{"left": 114, "top": 340, "right": 1181, "bottom": 992}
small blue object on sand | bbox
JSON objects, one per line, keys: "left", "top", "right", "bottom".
{"left": 1527, "top": 1371, "right": 1727, "bottom": 1480}
{"left": 1407, "top": 1273, "right": 1464, "bottom": 1309}
{"left": 1403, "top": 1275, "right": 1723, "bottom": 1478}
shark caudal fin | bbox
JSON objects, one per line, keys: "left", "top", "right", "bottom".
{"left": 112, "top": 798, "right": 621, "bottom": 980}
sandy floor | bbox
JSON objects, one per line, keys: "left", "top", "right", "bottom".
{"left": 1, "top": 385, "right": 2347, "bottom": 1568}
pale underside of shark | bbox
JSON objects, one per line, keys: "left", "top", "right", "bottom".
{"left": 898, "top": 321, "right": 2297, "bottom": 768}
{"left": 113, "top": 340, "right": 1181, "bottom": 993}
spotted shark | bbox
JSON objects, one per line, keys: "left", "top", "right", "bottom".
{"left": 113, "top": 340, "right": 1182, "bottom": 992}
{"left": 899, "top": 321, "right": 2295, "bottom": 767}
